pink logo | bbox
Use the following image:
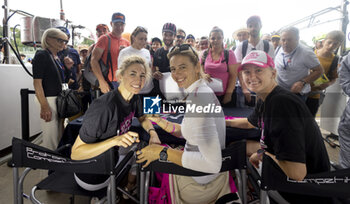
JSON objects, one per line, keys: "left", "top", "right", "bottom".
{"left": 245, "top": 52, "right": 261, "bottom": 61}
{"left": 120, "top": 111, "right": 135, "bottom": 134}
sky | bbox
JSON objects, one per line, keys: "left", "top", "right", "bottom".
{"left": 1, "top": 0, "right": 349, "bottom": 47}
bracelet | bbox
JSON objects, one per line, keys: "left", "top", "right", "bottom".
{"left": 148, "top": 129, "right": 156, "bottom": 134}
{"left": 170, "top": 124, "right": 176, "bottom": 134}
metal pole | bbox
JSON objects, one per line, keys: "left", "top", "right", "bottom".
{"left": 71, "top": 27, "right": 75, "bottom": 46}
{"left": 140, "top": 171, "right": 145, "bottom": 204}
{"left": 2, "top": 0, "right": 9, "bottom": 64}
{"left": 59, "top": 0, "right": 65, "bottom": 20}
{"left": 340, "top": 0, "right": 349, "bottom": 54}
{"left": 21, "top": 89, "right": 30, "bottom": 141}
{"left": 241, "top": 169, "right": 247, "bottom": 204}
{"left": 13, "top": 168, "right": 19, "bottom": 204}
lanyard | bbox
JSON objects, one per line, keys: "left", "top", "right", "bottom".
{"left": 258, "top": 102, "right": 267, "bottom": 149}
{"left": 259, "top": 114, "right": 267, "bottom": 149}
{"left": 282, "top": 48, "right": 297, "bottom": 70}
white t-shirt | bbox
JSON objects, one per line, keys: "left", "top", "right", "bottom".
{"left": 118, "top": 46, "right": 152, "bottom": 68}
{"left": 234, "top": 39, "right": 275, "bottom": 63}
{"left": 274, "top": 44, "right": 320, "bottom": 94}
{"left": 181, "top": 79, "right": 225, "bottom": 184}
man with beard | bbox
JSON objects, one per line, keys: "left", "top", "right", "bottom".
{"left": 235, "top": 16, "right": 274, "bottom": 61}
{"left": 234, "top": 16, "right": 275, "bottom": 107}
{"left": 152, "top": 22, "right": 176, "bottom": 80}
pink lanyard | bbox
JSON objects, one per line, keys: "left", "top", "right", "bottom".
{"left": 259, "top": 113, "right": 267, "bottom": 149}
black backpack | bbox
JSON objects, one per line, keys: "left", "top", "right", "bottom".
{"left": 327, "top": 55, "right": 339, "bottom": 81}
{"left": 201, "top": 49, "right": 230, "bottom": 71}
{"left": 83, "top": 34, "right": 112, "bottom": 87}
{"left": 242, "top": 40, "right": 270, "bottom": 58}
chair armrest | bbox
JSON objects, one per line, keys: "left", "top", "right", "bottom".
{"left": 55, "top": 144, "right": 72, "bottom": 154}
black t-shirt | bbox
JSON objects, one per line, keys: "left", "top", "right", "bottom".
{"left": 63, "top": 67, "right": 73, "bottom": 83}
{"left": 153, "top": 47, "right": 170, "bottom": 73}
{"left": 248, "top": 86, "right": 331, "bottom": 203}
{"left": 32, "top": 50, "right": 62, "bottom": 97}
{"left": 79, "top": 89, "right": 144, "bottom": 143}
{"left": 248, "top": 86, "right": 330, "bottom": 173}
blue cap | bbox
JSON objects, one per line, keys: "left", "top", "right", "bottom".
{"left": 112, "top": 12, "right": 125, "bottom": 24}
{"left": 186, "top": 34, "right": 195, "bottom": 40}
{"left": 56, "top": 26, "right": 70, "bottom": 38}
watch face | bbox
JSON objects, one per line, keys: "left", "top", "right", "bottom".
{"left": 159, "top": 151, "right": 167, "bottom": 161}
{"left": 159, "top": 147, "right": 168, "bottom": 161}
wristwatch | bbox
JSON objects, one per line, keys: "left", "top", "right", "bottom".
{"left": 159, "top": 147, "right": 169, "bottom": 162}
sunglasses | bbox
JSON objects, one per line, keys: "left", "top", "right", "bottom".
{"left": 53, "top": 37, "right": 68, "bottom": 44}
{"left": 176, "top": 35, "right": 185, "bottom": 39}
{"left": 170, "top": 44, "right": 198, "bottom": 60}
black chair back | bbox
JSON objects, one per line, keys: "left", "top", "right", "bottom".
{"left": 142, "top": 140, "right": 247, "bottom": 176}
{"left": 261, "top": 154, "right": 350, "bottom": 198}
{"left": 11, "top": 137, "right": 117, "bottom": 175}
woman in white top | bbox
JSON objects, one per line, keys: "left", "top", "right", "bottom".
{"left": 118, "top": 26, "right": 153, "bottom": 94}
{"left": 137, "top": 44, "right": 239, "bottom": 203}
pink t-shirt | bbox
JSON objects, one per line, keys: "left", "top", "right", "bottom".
{"left": 202, "top": 49, "right": 237, "bottom": 96}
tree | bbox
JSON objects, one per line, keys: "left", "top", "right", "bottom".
{"left": 9, "top": 27, "right": 24, "bottom": 51}
{"left": 80, "top": 37, "right": 94, "bottom": 46}
{"left": 225, "top": 38, "right": 235, "bottom": 49}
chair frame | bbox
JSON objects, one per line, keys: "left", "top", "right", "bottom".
{"left": 11, "top": 137, "right": 138, "bottom": 204}
{"left": 139, "top": 139, "right": 248, "bottom": 204}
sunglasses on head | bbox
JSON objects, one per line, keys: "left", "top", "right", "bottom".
{"left": 170, "top": 44, "right": 198, "bottom": 59}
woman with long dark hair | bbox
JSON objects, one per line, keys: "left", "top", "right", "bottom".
{"left": 201, "top": 27, "right": 238, "bottom": 106}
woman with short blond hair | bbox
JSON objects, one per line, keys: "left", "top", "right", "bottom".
{"left": 33, "top": 28, "right": 68, "bottom": 150}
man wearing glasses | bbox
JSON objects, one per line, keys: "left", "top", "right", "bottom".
{"left": 274, "top": 27, "right": 323, "bottom": 100}
{"left": 91, "top": 12, "right": 130, "bottom": 93}
{"left": 174, "top": 28, "right": 186, "bottom": 46}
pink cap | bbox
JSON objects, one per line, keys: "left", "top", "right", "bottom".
{"left": 237, "top": 50, "right": 275, "bottom": 72}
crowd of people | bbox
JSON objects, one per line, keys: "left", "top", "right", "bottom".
{"left": 30, "top": 11, "right": 350, "bottom": 203}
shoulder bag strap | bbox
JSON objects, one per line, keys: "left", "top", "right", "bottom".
{"left": 221, "top": 49, "right": 229, "bottom": 72}
{"left": 263, "top": 40, "right": 269, "bottom": 53}
{"left": 105, "top": 34, "right": 113, "bottom": 81}
{"left": 46, "top": 50, "right": 63, "bottom": 85}
{"left": 242, "top": 40, "right": 248, "bottom": 58}
{"left": 201, "top": 49, "right": 209, "bottom": 67}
